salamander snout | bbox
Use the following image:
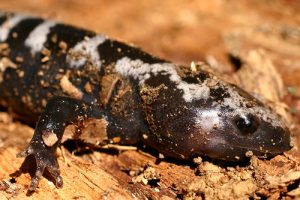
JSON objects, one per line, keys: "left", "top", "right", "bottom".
{"left": 230, "top": 111, "right": 292, "bottom": 159}
{"left": 189, "top": 84, "right": 292, "bottom": 161}
{"left": 188, "top": 104, "right": 292, "bottom": 162}
{"left": 141, "top": 69, "right": 292, "bottom": 162}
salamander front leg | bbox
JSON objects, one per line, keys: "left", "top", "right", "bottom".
{"left": 17, "top": 96, "right": 99, "bottom": 192}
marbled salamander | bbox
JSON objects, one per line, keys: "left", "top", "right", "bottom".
{"left": 0, "top": 12, "right": 291, "bottom": 191}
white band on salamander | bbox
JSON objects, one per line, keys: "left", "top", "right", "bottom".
{"left": 25, "top": 20, "right": 56, "bottom": 54}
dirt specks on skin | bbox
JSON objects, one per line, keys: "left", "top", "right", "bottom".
{"left": 100, "top": 74, "right": 121, "bottom": 106}
{"left": 63, "top": 118, "right": 109, "bottom": 145}
{"left": 42, "top": 130, "right": 58, "bottom": 147}
{"left": 140, "top": 84, "right": 166, "bottom": 105}
{"left": 59, "top": 74, "right": 84, "bottom": 99}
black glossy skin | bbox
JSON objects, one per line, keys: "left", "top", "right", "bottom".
{"left": 0, "top": 12, "right": 292, "bottom": 192}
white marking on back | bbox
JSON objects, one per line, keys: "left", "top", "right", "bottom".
{"left": 115, "top": 57, "right": 285, "bottom": 129}
{"left": 0, "top": 14, "right": 28, "bottom": 41}
{"left": 25, "top": 21, "right": 56, "bottom": 54}
{"left": 195, "top": 109, "right": 221, "bottom": 132}
{"left": 220, "top": 86, "right": 284, "bottom": 127}
{"left": 115, "top": 57, "right": 210, "bottom": 102}
{"left": 67, "top": 35, "right": 106, "bottom": 68}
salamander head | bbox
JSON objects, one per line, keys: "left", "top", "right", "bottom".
{"left": 141, "top": 70, "right": 291, "bottom": 162}
{"left": 142, "top": 78, "right": 291, "bottom": 161}
{"left": 116, "top": 58, "right": 292, "bottom": 161}
{"left": 187, "top": 83, "right": 292, "bottom": 161}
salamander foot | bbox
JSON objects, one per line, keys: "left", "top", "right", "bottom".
{"left": 17, "top": 143, "right": 63, "bottom": 192}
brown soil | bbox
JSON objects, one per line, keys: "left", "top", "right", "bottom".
{"left": 0, "top": 0, "right": 300, "bottom": 199}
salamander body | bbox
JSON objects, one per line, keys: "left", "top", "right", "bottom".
{"left": 0, "top": 12, "right": 291, "bottom": 191}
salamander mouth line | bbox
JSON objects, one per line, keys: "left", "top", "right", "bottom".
{"left": 206, "top": 138, "right": 286, "bottom": 155}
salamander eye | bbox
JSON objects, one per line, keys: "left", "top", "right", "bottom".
{"left": 235, "top": 114, "right": 259, "bottom": 134}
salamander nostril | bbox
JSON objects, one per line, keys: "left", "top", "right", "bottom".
{"left": 235, "top": 114, "right": 259, "bottom": 134}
